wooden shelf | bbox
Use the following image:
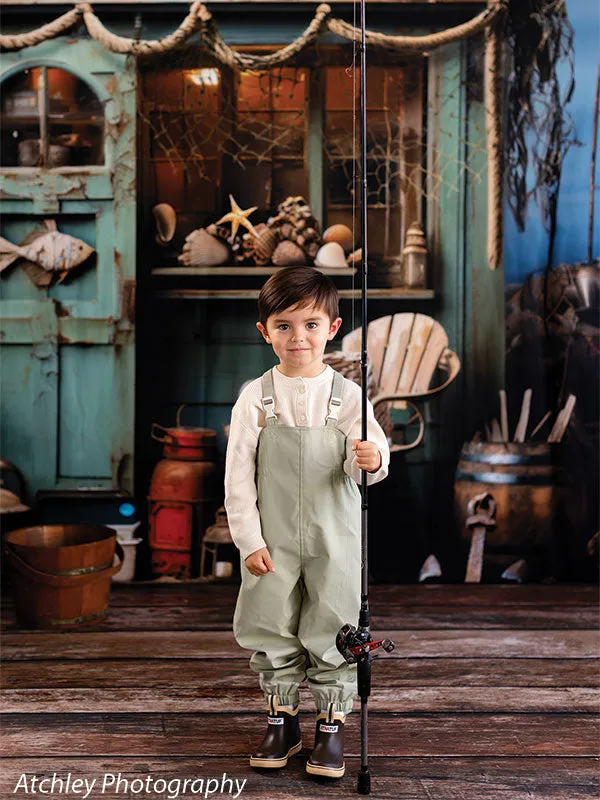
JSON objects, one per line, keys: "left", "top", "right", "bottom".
{"left": 155, "top": 288, "right": 434, "bottom": 300}
{"left": 151, "top": 266, "right": 357, "bottom": 276}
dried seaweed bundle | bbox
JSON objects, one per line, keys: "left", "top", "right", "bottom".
{"left": 502, "top": 0, "right": 577, "bottom": 239}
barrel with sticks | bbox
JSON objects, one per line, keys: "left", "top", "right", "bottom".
{"left": 454, "top": 441, "right": 584, "bottom": 579}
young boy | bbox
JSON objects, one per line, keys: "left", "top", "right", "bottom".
{"left": 224, "top": 266, "right": 389, "bottom": 779}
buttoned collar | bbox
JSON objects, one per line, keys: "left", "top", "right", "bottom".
{"left": 273, "top": 364, "right": 333, "bottom": 385}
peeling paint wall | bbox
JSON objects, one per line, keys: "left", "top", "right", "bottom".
{"left": 0, "top": 36, "right": 137, "bottom": 497}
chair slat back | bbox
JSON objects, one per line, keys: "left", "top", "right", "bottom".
{"left": 411, "top": 321, "right": 448, "bottom": 393}
{"left": 342, "top": 315, "right": 392, "bottom": 387}
{"left": 342, "top": 312, "right": 449, "bottom": 398}
{"left": 379, "top": 313, "right": 416, "bottom": 396}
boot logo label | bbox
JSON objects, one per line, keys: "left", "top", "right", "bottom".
{"left": 319, "top": 723, "right": 339, "bottom": 733}
{"left": 268, "top": 717, "right": 284, "bottom": 725}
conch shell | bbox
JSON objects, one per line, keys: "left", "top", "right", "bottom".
{"left": 314, "top": 242, "right": 347, "bottom": 269}
{"left": 323, "top": 224, "right": 354, "bottom": 253}
{"left": 272, "top": 241, "right": 307, "bottom": 267}
{"left": 153, "top": 203, "right": 177, "bottom": 244}
{"left": 178, "top": 228, "right": 229, "bottom": 267}
{"left": 252, "top": 225, "right": 278, "bottom": 266}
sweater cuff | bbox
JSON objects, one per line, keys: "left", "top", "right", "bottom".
{"left": 239, "top": 538, "right": 268, "bottom": 561}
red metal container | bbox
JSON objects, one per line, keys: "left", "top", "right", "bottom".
{"left": 148, "top": 412, "right": 219, "bottom": 579}
{"left": 151, "top": 423, "right": 217, "bottom": 461}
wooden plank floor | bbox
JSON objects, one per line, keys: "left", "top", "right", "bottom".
{"left": 1, "top": 583, "right": 599, "bottom": 799}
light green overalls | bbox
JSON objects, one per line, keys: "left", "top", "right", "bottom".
{"left": 233, "top": 367, "right": 361, "bottom": 714}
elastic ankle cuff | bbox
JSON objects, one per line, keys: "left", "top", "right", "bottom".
{"left": 264, "top": 693, "right": 300, "bottom": 714}
{"left": 312, "top": 696, "right": 354, "bottom": 716}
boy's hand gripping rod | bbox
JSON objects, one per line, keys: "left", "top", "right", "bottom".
{"left": 335, "top": 0, "right": 395, "bottom": 792}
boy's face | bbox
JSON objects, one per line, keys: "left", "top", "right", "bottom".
{"left": 256, "top": 302, "right": 342, "bottom": 377}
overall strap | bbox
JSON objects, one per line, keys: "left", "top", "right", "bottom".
{"left": 325, "top": 370, "right": 344, "bottom": 427}
{"left": 261, "top": 368, "right": 277, "bottom": 427}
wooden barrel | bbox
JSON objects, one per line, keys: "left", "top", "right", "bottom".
{"left": 4, "top": 525, "right": 124, "bottom": 628}
{"left": 455, "top": 442, "right": 582, "bottom": 577}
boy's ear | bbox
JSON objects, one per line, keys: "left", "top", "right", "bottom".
{"left": 256, "top": 321, "right": 271, "bottom": 342}
{"left": 328, "top": 317, "right": 343, "bottom": 340}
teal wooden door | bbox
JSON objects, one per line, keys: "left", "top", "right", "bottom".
{"left": 0, "top": 38, "right": 136, "bottom": 497}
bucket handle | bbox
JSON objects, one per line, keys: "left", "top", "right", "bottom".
{"left": 151, "top": 423, "right": 173, "bottom": 445}
{"left": 3, "top": 541, "right": 125, "bottom": 587}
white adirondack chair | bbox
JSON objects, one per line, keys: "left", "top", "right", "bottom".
{"left": 342, "top": 313, "right": 461, "bottom": 451}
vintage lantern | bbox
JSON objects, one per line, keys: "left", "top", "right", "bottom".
{"left": 148, "top": 409, "right": 219, "bottom": 579}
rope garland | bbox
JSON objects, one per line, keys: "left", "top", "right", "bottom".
{"left": 0, "top": 1, "right": 508, "bottom": 59}
{"left": 0, "top": 1, "right": 508, "bottom": 271}
{"left": 326, "top": 1, "right": 507, "bottom": 51}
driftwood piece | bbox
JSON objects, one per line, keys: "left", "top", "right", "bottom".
{"left": 513, "top": 388, "right": 532, "bottom": 442}
{"left": 499, "top": 390, "right": 509, "bottom": 441}
{"left": 490, "top": 419, "right": 503, "bottom": 442}
{"left": 547, "top": 394, "right": 577, "bottom": 442}
{"left": 530, "top": 410, "right": 552, "bottom": 439}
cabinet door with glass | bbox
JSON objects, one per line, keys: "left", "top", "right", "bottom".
{"left": 139, "top": 47, "right": 424, "bottom": 276}
{"left": 0, "top": 38, "right": 136, "bottom": 496}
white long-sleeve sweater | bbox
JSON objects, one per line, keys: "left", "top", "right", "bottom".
{"left": 224, "top": 364, "right": 390, "bottom": 560}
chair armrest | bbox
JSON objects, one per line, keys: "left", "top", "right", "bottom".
{"left": 370, "top": 348, "right": 460, "bottom": 409}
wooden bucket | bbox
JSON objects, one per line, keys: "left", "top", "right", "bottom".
{"left": 4, "top": 524, "right": 124, "bottom": 629}
{"left": 455, "top": 442, "right": 581, "bottom": 576}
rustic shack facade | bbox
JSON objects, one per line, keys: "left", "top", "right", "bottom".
{"left": 1, "top": 1, "right": 505, "bottom": 579}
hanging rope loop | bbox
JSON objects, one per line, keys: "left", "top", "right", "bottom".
{"left": 1, "top": 1, "right": 507, "bottom": 58}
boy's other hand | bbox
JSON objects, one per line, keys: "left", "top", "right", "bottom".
{"left": 352, "top": 439, "right": 382, "bottom": 473}
{"left": 244, "top": 547, "right": 275, "bottom": 576}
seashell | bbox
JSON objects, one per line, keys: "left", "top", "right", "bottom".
{"left": 153, "top": 203, "right": 177, "bottom": 244}
{"left": 404, "top": 222, "right": 426, "bottom": 249}
{"left": 323, "top": 224, "right": 354, "bottom": 253}
{"left": 314, "top": 241, "right": 347, "bottom": 269}
{"left": 272, "top": 241, "right": 307, "bottom": 267}
{"left": 252, "top": 225, "right": 278, "bottom": 266}
{"left": 347, "top": 248, "right": 362, "bottom": 266}
{"left": 0, "top": 488, "right": 29, "bottom": 513}
{"left": 178, "top": 228, "right": 229, "bottom": 267}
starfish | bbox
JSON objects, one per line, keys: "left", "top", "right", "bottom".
{"left": 216, "top": 194, "right": 259, "bottom": 240}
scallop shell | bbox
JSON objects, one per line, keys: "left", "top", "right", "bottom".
{"left": 153, "top": 203, "right": 177, "bottom": 244}
{"left": 252, "top": 225, "right": 278, "bottom": 266}
{"left": 272, "top": 241, "right": 307, "bottom": 267}
{"left": 178, "top": 228, "right": 229, "bottom": 267}
{"left": 323, "top": 224, "right": 354, "bottom": 253}
{"left": 314, "top": 241, "right": 347, "bottom": 269}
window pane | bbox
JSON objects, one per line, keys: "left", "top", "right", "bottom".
{"left": 2, "top": 66, "right": 41, "bottom": 166}
{"left": 324, "top": 61, "right": 424, "bottom": 261}
{"left": 1, "top": 67, "right": 105, "bottom": 167}
{"left": 272, "top": 161, "right": 308, "bottom": 206}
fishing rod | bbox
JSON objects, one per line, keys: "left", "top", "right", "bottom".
{"left": 335, "top": 0, "right": 395, "bottom": 793}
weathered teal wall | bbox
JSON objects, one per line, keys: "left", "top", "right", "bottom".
{"left": 0, "top": 38, "right": 136, "bottom": 497}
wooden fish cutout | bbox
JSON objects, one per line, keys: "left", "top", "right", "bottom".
{"left": 0, "top": 220, "right": 95, "bottom": 281}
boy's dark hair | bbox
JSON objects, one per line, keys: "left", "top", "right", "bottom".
{"left": 258, "top": 266, "right": 339, "bottom": 326}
